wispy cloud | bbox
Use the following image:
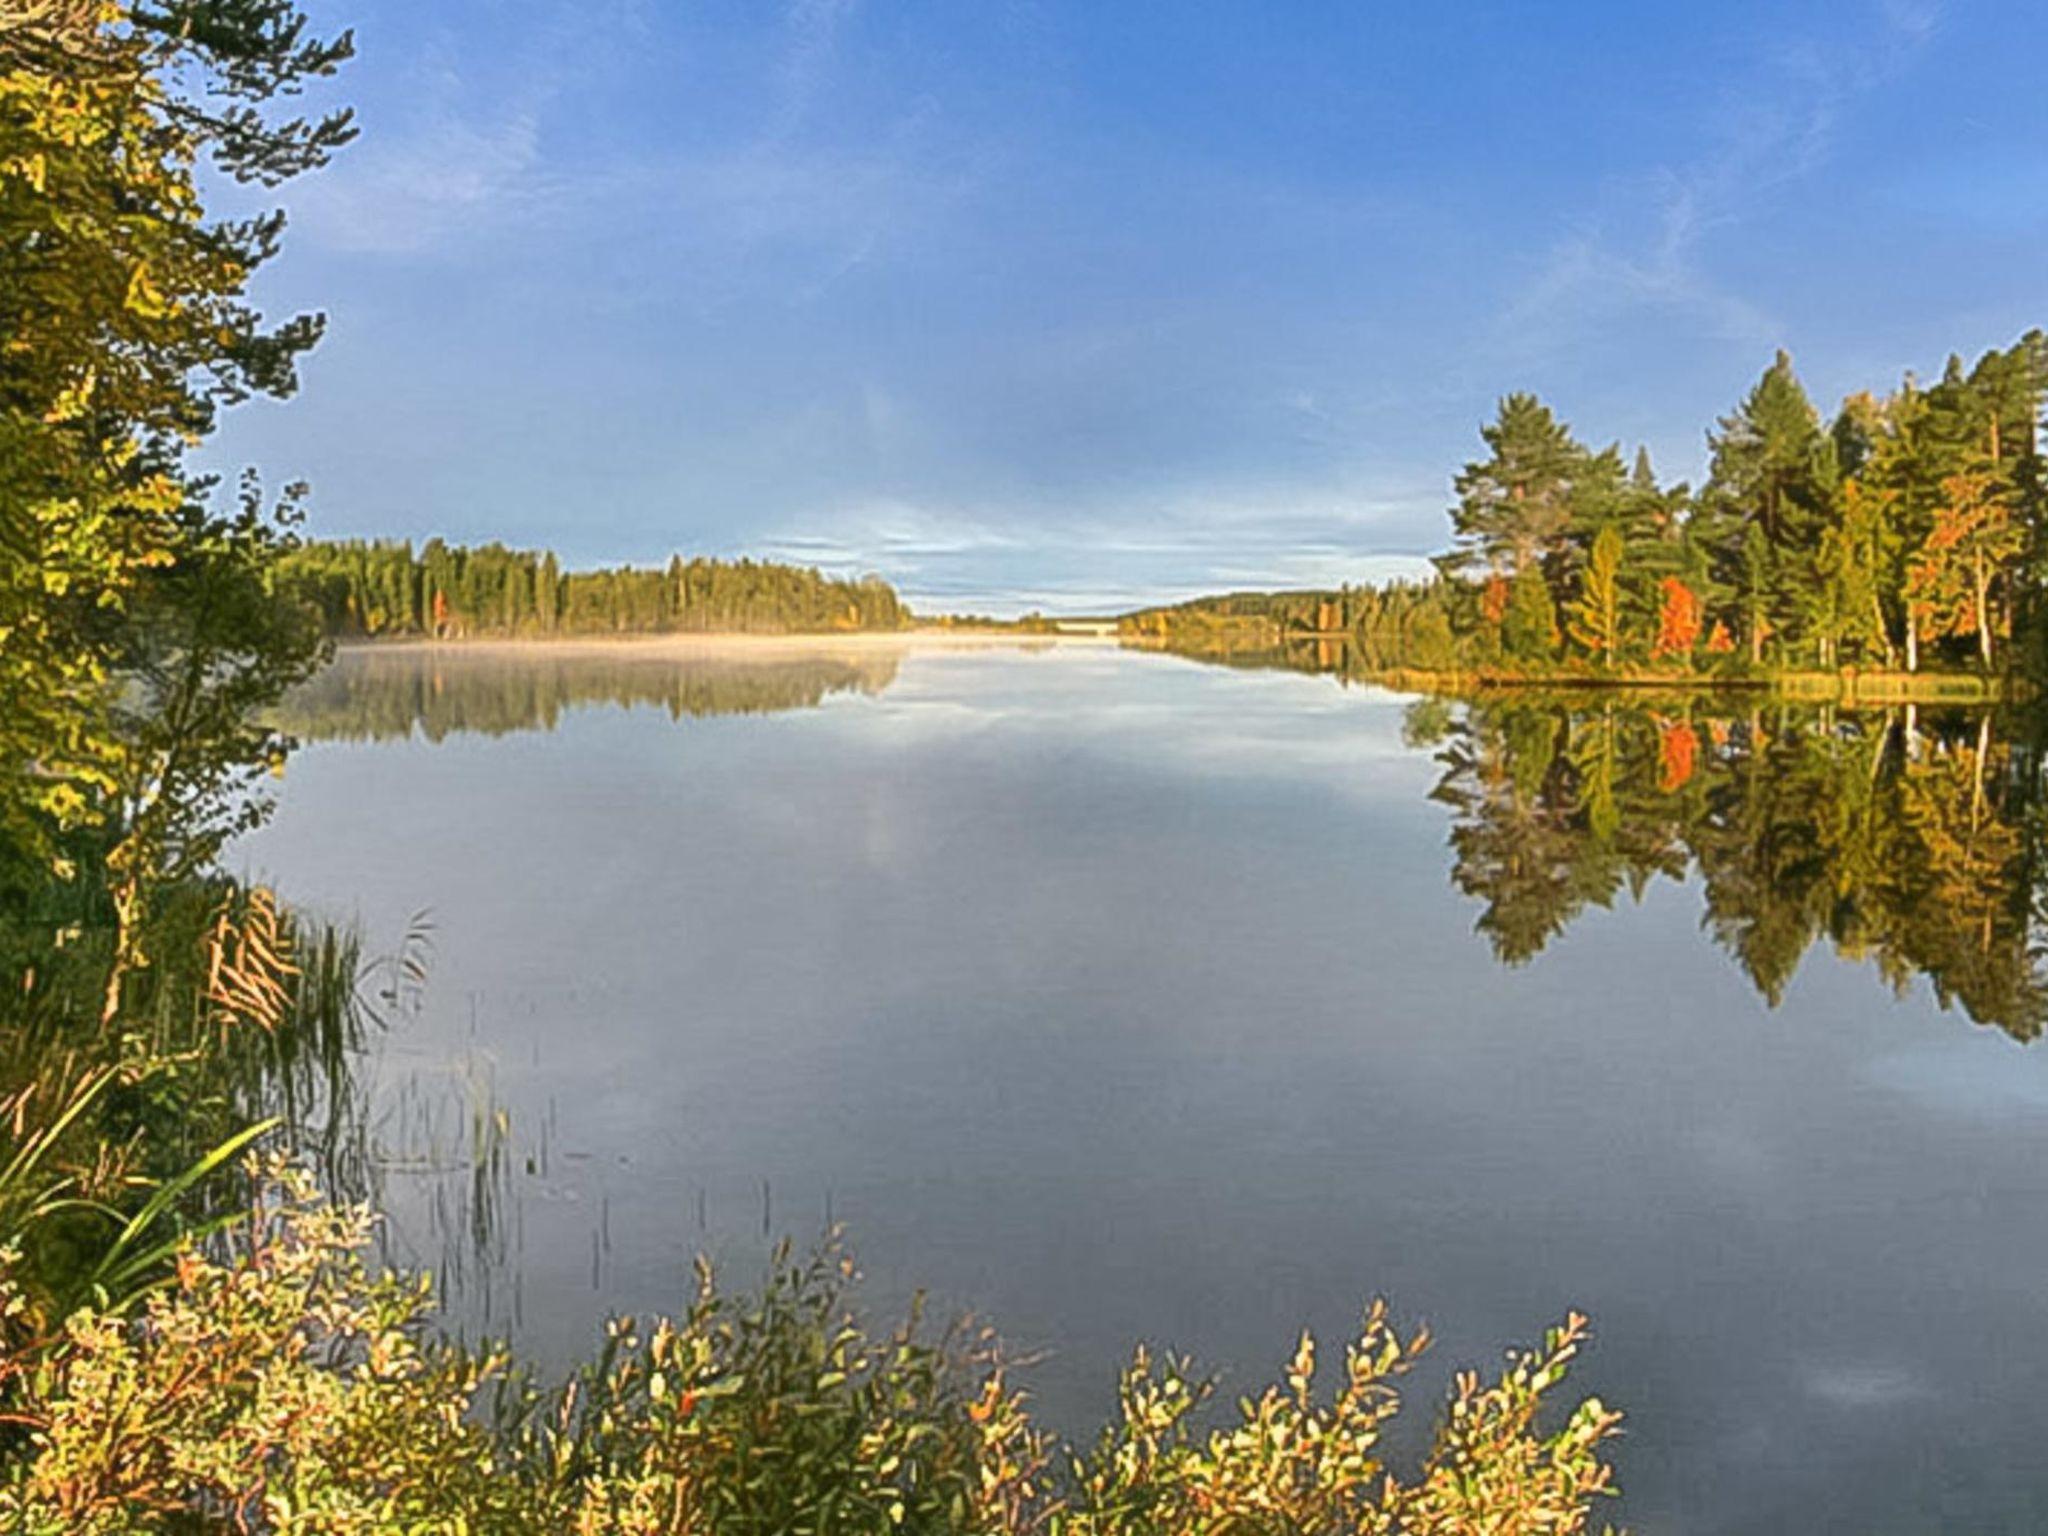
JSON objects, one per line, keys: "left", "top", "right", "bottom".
{"left": 1497, "top": 1, "right": 1943, "bottom": 360}
{"left": 292, "top": 0, "right": 959, "bottom": 284}
{"left": 293, "top": 108, "right": 551, "bottom": 256}
{"left": 705, "top": 0, "right": 969, "bottom": 309}
{"left": 752, "top": 488, "right": 1441, "bottom": 614}
{"left": 768, "top": 0, "right": 860, "bottom": 145}
{"left": 287, "top": 1, "right": 660, "bottom": 259}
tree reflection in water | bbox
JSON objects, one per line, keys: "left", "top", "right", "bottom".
{"left": 274, "top": 643, "right": 904, "bottom": 743}
{"left": 1412, "top": 695, "right": 2044, "bottom": 1038}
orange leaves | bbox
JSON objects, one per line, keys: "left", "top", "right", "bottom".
{"left": 1657, "top": 720, "right": 1699, "bottom": 794}
{"left": 1653, "top": 576, "right": 1703, "bottom": 660}
{"left": 1480, "top": 573, "right": 1510, "bottom": 626}
{"left": 1904, "top": 469, "right": 2022, "bottom": 645}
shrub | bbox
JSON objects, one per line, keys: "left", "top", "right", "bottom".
{"left": 0, "top": 1167, "right": 1623, "bottom": 1534}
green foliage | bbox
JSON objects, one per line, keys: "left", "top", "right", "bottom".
{"left": 1566, "top": 526, "right": 1625, "bottom": 669}
{"left": 1, "top": 1164, "right": 517, "bottom": 1535}
{"left": 1128, "top": 330, "right": 2048, "bottom": 688}
{"left": 0, "top": 0, "right": 351, "bottom": 863}
{"left": 0, "top": 1165, "right": 1624, "bottom": 1536}
{"left": 1451, "top": 394, "right": 1603, "bottom": 582}
{"left": 1502, "top": 568, "right": 1559, "bottom": 663}
{"left": 0, "top": 877, "right": 379, "bottom": 1332}
{"left": 1696, "top": 350, "right": 1840, "bottom": 662}
{"left": 1059, "top": 1306, "right": 1619, "bottom": 1536}
{"left": 280, "top": 540, "right": 909, "bottom": 640}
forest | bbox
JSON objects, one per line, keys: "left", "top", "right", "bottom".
{"left": 1125, "top": 335, "right": 2048, "bottom": 688}
{"left": 280, "top": 539, "right": 910, "bottom": 638}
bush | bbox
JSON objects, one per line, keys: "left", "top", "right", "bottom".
{"left": 0, "top": 1166, "right": 1623, "bottom": 1534}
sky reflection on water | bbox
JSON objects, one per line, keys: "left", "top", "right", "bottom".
{"left": 242, "top": 642, "right": 2048, "bottom": 1535}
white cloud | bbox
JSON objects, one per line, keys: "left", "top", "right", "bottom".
{"left": 749, "top": 490, "right": 1441, "bottom": 614}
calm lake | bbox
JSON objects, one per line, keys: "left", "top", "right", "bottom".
{"left": 242, "top": 638, "right": 2048, "bottom": 1535}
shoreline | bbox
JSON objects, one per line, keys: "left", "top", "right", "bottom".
{"left": 329, "top": 629, "right": 1118, "bottom": 658}
{"left": 1362, "top": 665, "right": 2024, "bottom": 704}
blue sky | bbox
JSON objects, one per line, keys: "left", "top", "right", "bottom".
{"left": 211, "top": 0, "right": 2048, "bottom": 613}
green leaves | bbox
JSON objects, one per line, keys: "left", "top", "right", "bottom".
{"left": 1, "top": 0, "right": 350, "bottom": 880}
{"left": 1, "top": 1165, "right": 1625, "bottom": 1534}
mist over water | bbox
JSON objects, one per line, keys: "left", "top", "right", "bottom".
{"left": 242, "top": 641, "right": 2048, "bottom": 1535}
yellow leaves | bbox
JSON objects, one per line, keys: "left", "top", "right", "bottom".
{"left": 122, "top": 260, "right": 173, "bottom": 319}
{"left": 3, "top": 1159, "right": 1627, "bottom": 1534}
{"left": 1, "top": 149, "right": 48, "bottom": 192}
{"left": 39, "top": 366, "right": 96, "bottom": 423}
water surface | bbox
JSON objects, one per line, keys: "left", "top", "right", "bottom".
{"left": 242, "top": 640, "right": 2048, "bottom": 1535}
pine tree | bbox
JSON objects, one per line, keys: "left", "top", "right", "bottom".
{"left": 1451, "top": 394, "right": 1591, "bottom": 582}
{"left": 537, "top": 552, "right": 560, "bottom": 633}
{"left": 1701, "top": 351, "right": 1838, "bottom": 661}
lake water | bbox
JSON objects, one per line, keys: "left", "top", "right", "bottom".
{"left": 243, "top": 639, "right": 2048, "bottom": 1535}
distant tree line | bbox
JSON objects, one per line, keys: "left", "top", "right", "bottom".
{"left": 1125, "top": 332, "right": 2048, "bottom": 680}
{"left": 280, "top": 540, "right": 910, "bottom": 639}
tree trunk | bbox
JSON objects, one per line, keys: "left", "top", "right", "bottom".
{"left": 100, "top": 879, "right": 138, "bottom": 1026}
{"left": 1973, "top": 713, "right": 1991, "bottom": 826}
{"left": 1872, "top": 593, "right": 1895, "bottom": 668}
{"left": 1905, "top": 621, "right": 1919, "bottom": 674}
{"left": 1975, "top": 553, "right": 1994, "bottom": 668}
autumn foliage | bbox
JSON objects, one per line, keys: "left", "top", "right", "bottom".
{"left": 1481, "top": 573, "right": 1511, "bottom": 626}
{"left": 0, "top": 1165, "right": 1628, "bottom": 1535}
{"left": 1657, "top": 719, "right": 1699, "bottom": 793}
{"left": 1653, "top": 578, "right": 1704, "bottom": 660}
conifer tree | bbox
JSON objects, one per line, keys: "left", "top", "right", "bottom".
{"left": 1451, "top": 394, "right": 1590, "bottom": 582}
{"left": 1701, "top": 351, "right": 1838, "bottom": 660}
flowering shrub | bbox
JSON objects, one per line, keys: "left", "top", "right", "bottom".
{"left": 0, "top": 1167, "right": 1622, "bottom": 1534}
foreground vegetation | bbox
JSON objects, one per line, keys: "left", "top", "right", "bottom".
{"left": 2, "top": 1162, "right": 1621, "bottom": 1535}
{"left": 0, "top": 4, "right": 1626, "bottom": 1531}
{"left": 1126, "top": 335, "right": 2048, "bottom": 689}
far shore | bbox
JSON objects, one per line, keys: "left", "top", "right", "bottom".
{"left": 330, "top": 628, "right": 1118, "bottom": 658}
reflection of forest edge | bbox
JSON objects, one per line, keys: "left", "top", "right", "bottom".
{"left": 1411, "top": 693, "right": 2045, "bottom": 1039}
{"left": 1134, "top": 633, "right": 2046, "bottom": 1037}
{"left": 274, "top": 646, "right": 905, "bottom": 741}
